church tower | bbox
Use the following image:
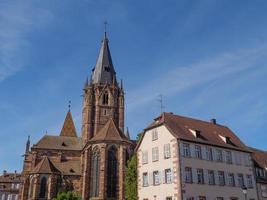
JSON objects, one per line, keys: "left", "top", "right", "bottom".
{"left": 81, "top": 32, "right": 133, "bottom": 200}
{"left": 82, "top": 32, "right": 125, "bottom": 142}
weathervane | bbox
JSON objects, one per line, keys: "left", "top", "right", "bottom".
{"left": 68, "top": 100, "right": 71, "bottom": 110}
{"left": 104, "top": 21, "right": 108, "bottom": 38}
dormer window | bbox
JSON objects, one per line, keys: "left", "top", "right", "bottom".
{"left": 102, "top": 92, "right": 109, "bottom": 105}
{"left": 189, "top": 129, "right": 207, "bottom": 140}
{"left": 219, "top": 135, "right": 236, "bottom": 146}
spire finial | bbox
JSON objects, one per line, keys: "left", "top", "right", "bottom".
{"left": 104, "top": 21, "right": 108, "bottom": 39}
{"left": 68, "top": 100, "right": 71, "bottom": 111}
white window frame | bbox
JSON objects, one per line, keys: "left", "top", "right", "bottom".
{"left": 226, "top": 151, "right": 233, "bottom": 164}
{"left": 195, "top": 145, "right": 202, "bottom": 159}
{"left": 165, "top": 168, "right": 172, "bottom": 184}
{"left": 142, "top": 151, "right": 148, "bottom": 164}
{"left": 152, "top": 129, "right": 158, "bottom": 141}
{"left": 183, "top": 143, "right": 191, "bottom": 157}
{"left": 208, "top": 170, "right": 215, "bottom": 185}
{"left": 164, "top": 144, "right": 171, "bottom": 159}
{"left": 142, "top": 172, "right": 149, "bottom": 187}
{"left": 218, "top": 171, "right": 225, "bottom": 186}
{"left": 185, "top": 167, "right": 193, "bottom": 183}
{"left": 152, "top": 147, "right": 159, "bottom": 162}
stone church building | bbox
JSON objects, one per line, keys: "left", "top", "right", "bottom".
{"left": 19, "top": 32, "right": 134, "bottom": 200}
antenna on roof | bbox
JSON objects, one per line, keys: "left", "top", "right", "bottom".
{"left": 157, "top": 94, "right": 165, "bottom": 113}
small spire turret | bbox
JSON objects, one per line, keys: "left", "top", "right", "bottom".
{"left": 25, "top": 135, "right": 30, "bottom": 154}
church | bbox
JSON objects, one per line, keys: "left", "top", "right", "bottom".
{"left": 19, "top": 32, "right": 134, "bottom": 200}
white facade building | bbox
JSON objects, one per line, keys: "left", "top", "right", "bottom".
{"left": 137, "top": 112, "right": 258, "bottom": 200}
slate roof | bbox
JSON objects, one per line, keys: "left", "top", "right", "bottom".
{"left": 92, "top": 33, "right": 117, "bottom": 85}
{"left": 90, "top": 118, "right": 130, "bottom": 143}
{"left": 60, "top": 111, "right": 77, "bottom": 137}
{"left": 31, "top": 157, "right": 61, "bottom": 174}
{"left": 138, "top": 112, "right": 249, "bottom": 152}
{"left": 33, "top": 135, "right": 83, "bottom": 151}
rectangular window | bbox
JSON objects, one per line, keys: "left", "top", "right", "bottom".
{"left": 183, "top": 143, "right": 191, "bottom": 157}
{"left": 247, "top": 175, "right": 253, "bottom": 188}
{"left": 199, "top": 196, "right": 206, "bottom": 200}
{"left": 228, "top": 173, "right": 235, "bottom": 187}
{"left": 165, "top": 169, "right": 172, "bottom": 184}
{"left": 185, "top": 167, "right": 193, "bottom": 183}
{"left": 195, "top": 145, "right": 202, "bottom": 159}
{"left": 216, "top": 149, "right": 223, "bottom": 162}
{"left": 206, "top": 147, "right": 213, "bottom": 161}
{"left": 166, "top": 197, "right": 172, "bottom": 200}
{"left": 208, "top": 170, "right": 215, "bottom": 185}
{"left": 197, "top": 169, "right": 204, "bottom": 184}
{"left": 186, "top": 197, "right": 194, "bottom": 200}
{"left": 164, "top": 144, "right": 171, "bottom": 159}
{"left": 153, "top": 171, "right": 160, "bottom": 185}
{"left": 142, "top": 172, "right": 148, "bottom": 187}
{"left": 226, "top": 151, "right": 233, "bottom": 164}
{"left": 142, "top": 151, "right": 148, "bottom": 164}
{"left": 152, "top": 129, "right": 158, "bottom": 141}
{"left": 218, "top": 171, "right": 225, "bottom": 186}
{"left": 237, "top": 173, "right": 244, "bottom": 187}
{"left": 152, "top": 147, "right": 159, "bottom": 162}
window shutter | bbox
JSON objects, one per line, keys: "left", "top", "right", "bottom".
{"left": 149, "top": 172, "right": 153, "bottom": 186}
{"left": 215, "top": 171, "right": 219, "bottom": 185}
{"left": 192, "top": 168, "right": 197, "bottom": 183}
{"left": 158, "top": 171, "right": 162, "bottom": 184}
{"left": 204, "top": 169, "right": 208, "bottom": 184}
{"left": 162, "top": 170, "right": 166, "bottom": 183}
{"left": 171, "top": 169, "right": 174, "bottom": 183}
{"left": 190, "top": 144, "right": 194, "bottom": 158}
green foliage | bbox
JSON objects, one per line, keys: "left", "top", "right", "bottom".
{"left": 53, "top": 191, "right": 81, "bottom": 200}
{"left": 125, "top": 154, "right": 137, "bottom": 200}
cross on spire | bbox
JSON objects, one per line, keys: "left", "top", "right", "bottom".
{"left": 104, "top": 21, "right": 108, "bottom": 38}
{"left": 68, "top": 100, "right": 71, "bottom": 110}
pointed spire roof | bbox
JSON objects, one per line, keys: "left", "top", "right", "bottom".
{"left": 92, "top": 33, "right": 117, "bottom": 85}
{"left": 60, "top": 110, "right": 77, "bottom": 137}
{"left": 126, "top": 127, "right": 130, "bottom": 139}
{"left": 91, "top": 118, "right": 130, "bottom": 142}
{"left": 31, "top": 156, "right": 61, "bottom": 174}
{"left": 25, "top": 135, "right": 30, "bottom": 154}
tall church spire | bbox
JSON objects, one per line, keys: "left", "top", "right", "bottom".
{"left": 92, "top": 31, "right": 117, "bottom": 85}
{"left": 25, "top": 135, "right": 30, "bottom": 154}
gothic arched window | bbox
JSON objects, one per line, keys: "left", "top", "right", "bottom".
{"left": 102, "top": 92, "right": 109, "bottom": 105}
{"left": 39, "top": 177, "right": 47, "bottom": 198}
{"left": 107, "top": 146, "right": 118, "bottom": 198}
{"left": 90, "top": 147, "right": 100, "bottom": 197}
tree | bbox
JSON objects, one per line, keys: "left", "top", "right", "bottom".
{"left": 53, "top": 191, "right": 81, "bottom": 200}
{"left": 125, "top": 154, "right": 137, "bottom": 200}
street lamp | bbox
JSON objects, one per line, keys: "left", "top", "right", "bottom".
{"left": 242, "top": 185, "right": 248, "bottom": 200}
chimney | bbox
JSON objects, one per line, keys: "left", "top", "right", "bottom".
{"left": 210, "top": 118, "right": 217, "bottom": 125}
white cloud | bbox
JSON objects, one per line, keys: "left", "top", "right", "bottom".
{"left": 0, "top": 1, "right": 53, "bottom": 81}
{"left": 126, "top": 45, "right": 267, "bottom": 111}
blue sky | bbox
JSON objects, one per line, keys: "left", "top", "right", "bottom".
{"left": 0, "top": 0, "right": 267, "bottom": 172}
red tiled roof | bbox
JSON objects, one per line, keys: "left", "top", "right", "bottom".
{"left": 250, "top": 147, "right": 267, "bottom": 169}
{"left": 90, "top": 118, "right": 131, "bottom": 143}
{"left": 31, "top": 157, "right": 61, "bottom": 174}
{"left": 139, "top": 112, "right": 249, "bottom": 152}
